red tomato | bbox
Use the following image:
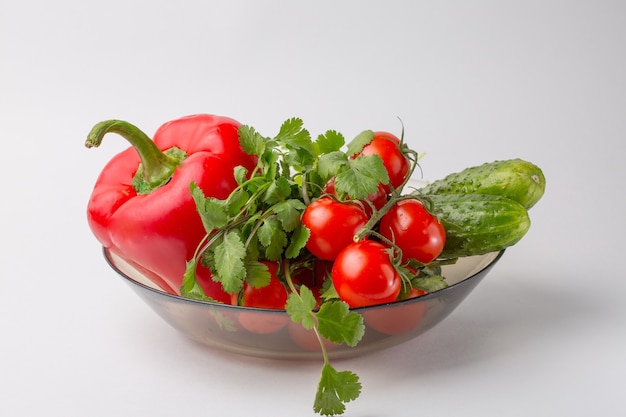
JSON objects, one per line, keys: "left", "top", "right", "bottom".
{"left": 407, "top": 287, "right": 428, "bottom": 298}
{"left": 379, "top": 199, "right": 446, "bottom": 263}
{"left": 323, "top": 177, "right": 388, "bottom": 215}
{"left": 301, "top": 197, "right": 369, "bottom": 261}
{"left": 357, "top": 132, "right": 410, "bottom": 193}
{"left": 331, "top": 240, "right": 402, "bottom": 308}
{"left": 231, "top": 261, "right": 288, "bottom": 309}
{"left": 231, "top": 261, "right": 290, "bottom": 334}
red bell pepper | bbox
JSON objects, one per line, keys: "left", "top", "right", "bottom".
{"left": 85, "top": 114, "right": 257, "bottom": 297}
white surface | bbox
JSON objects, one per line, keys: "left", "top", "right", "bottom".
{"left": 1, "top": 1, "right": 625, "bottom": 416}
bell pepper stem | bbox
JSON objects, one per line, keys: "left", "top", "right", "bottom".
{"left": 85, "top": 120, "right": 180, "bottom": 190}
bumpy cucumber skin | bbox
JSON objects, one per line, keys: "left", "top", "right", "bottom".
{"left": 427, "top": 193, "right": 531, "bottom": 258}
{"left": 419, "top": 159, "right": 545, "bottom": 209}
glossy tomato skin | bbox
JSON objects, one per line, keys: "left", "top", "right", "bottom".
{"left": 231, "top": 261, "right": 288, "bottom": 310}
{"left": 301, "top": 197, "right": 369, "bottom": 261}
{"left": 379, "top": 199, "right": 446, "bottom": 264}
{"left": 231, "top": 261, "right": 289, "bottom": 334}
{"left": 358, "top": 132, "right": 410, "bottom": 193}
{"left": 331, "top": 240, "right": 402, "bottom": 308}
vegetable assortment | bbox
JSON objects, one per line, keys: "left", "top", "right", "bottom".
{"left": 86, "top": 114, "right": 545, "bottom": 416}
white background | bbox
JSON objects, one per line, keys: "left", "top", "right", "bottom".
{"left": 1, "top": 1, "right": 625, "bottom": 416}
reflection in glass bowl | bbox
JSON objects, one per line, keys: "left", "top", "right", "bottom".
{"left": 104, "top": 248, "right": 505, "bottom": 360}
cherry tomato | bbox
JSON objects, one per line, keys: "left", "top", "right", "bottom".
{"left": 231, "top": 261, "right": 290, "bottom": 334}
{"left": 301, "top": 197, "right": 369, "bottom": 261}
{"left": 323, "top": 177, "right": 388, "bottom": 215}
{"left": 231, "top": 261, "right": 288, "bottom": 309}
{"left": 407, "top": 287, "right": 428, "bottom": 298}
{"left": 379, "top": 199, "right": 446, "bottom": 263}
{"left": 357, "top": 132, "right": 410, "bottom": 193}
{"left": 331, "top": 240, "right": 402, "bottom": 308}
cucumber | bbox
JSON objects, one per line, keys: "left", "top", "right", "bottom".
{"left": 418, "top": 159, "right": 545, "bottom": 209}
{"left": 427, "top": 193, "right": 531, "bottom": 258}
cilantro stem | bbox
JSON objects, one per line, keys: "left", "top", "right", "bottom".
{"left": 194, "top": 216, "right": 249, "bottom": 268}
{"left": 229, "top": 177, "right": 272, "bottom": 223}
{"left": 353, "top": 146, "right": 424, "bottom": 242}
{"left": 282, "top": 260, "right": 330, "bottom": 366}
{"left": 353, "top": 193, "right": 420, "bottom": 242}
{"left": 300, "top": 172, "right": 311, "bottom": 206}
{"left": 313, "top": 326, "right": 330, "bottom": 365}
{"left": 243, "top": 209, "right": 276, "bottom": 250}
{"left": 282, "top": 258, "right": 298, "bottom": 294}
{"left": 282, "top": 260, "right": 335, "bottom": 412}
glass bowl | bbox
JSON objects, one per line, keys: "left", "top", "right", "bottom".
{"left": 103, "top": 248, "right": 504, "bottom": 360}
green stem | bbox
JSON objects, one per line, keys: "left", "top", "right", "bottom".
{"left": 353, "top": 147, "right": 423, "bottom": 242}
{"left": 300, "top": 172, "right": 311, "bottom": 205}
{"left": 282, "top": 260, "right": 329, "bottom": 360}
{"left": 85, "top": 119, "right": 181, "bottom": 191}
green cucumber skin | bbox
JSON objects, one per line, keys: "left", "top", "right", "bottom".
{"left": 419, "top": 159, "right": 546, "bottom": 209}
{"left": 428, "top": 193, "right": 531, "bottom": 258}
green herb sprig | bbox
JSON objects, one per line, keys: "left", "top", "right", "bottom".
{"left": 181, "top": 117, "right": 394, "bottom": 415}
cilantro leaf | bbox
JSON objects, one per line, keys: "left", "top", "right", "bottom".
{"left": 346, "top": 129, "right": 374, "bottom": 156}
{"left": 276, "top": 118, "right": 317, "bottom": 168}
{"left": 412, "top": 274, "right": 448, "bottom": 292}
{"left": 285, "top": 287, "right": 317, "bottom": 329}
{"left": 334, "top": 154, "right": 389, "bottom": 199}
{"left": 258, "top": 217, "right": 288, "bottom": 260}
{"left": 238, "top": 125, "right": 266, "bottom": 156}
{"left": 263, "top": 176, "right": 292, "bottom": 205}
{"left": 227, "top": 189, "right": 250, "bottom": 217}
{"left": 273, "top": 199, "right": 306, "bottom": 232}
{"left": 276, "top": 118, "right": 314, "bottom": 154}
{"left": 179, "top": 258, "right": 222, "bottom": 302}
{"left": 244, "top": 260, "right": 271, "bottom": 288}
{"left": 233, "top": 165, "right": 250, "bottom": 185}
{"left": 285, "top": 223, "right": 310, "bottom": 259}
{"left": 317, "top": 151, "right": 349, "bottom": 180}
{"left": 190, "top": 182, "right": 229, "bottom": 232}
{"left": 275, "top": 117, "right": 305, "bottom": 142}
{"left": 314, "top": 362, "right": 361, "bottom": 416}
{"left": 316, "top": 301, "right": 365, "bottom": 347}
{"left": 316, "top": 130, "right": 345, "bottom": 154}
{"left": 213, "top": 231, "right": 247, "bottom": 294}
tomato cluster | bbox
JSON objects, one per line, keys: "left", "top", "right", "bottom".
{"left": 207, "top": 131, "right": 445, "bottom": 318}
{"left": 303, "top": 132, "right": 446, "bottom": 308}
